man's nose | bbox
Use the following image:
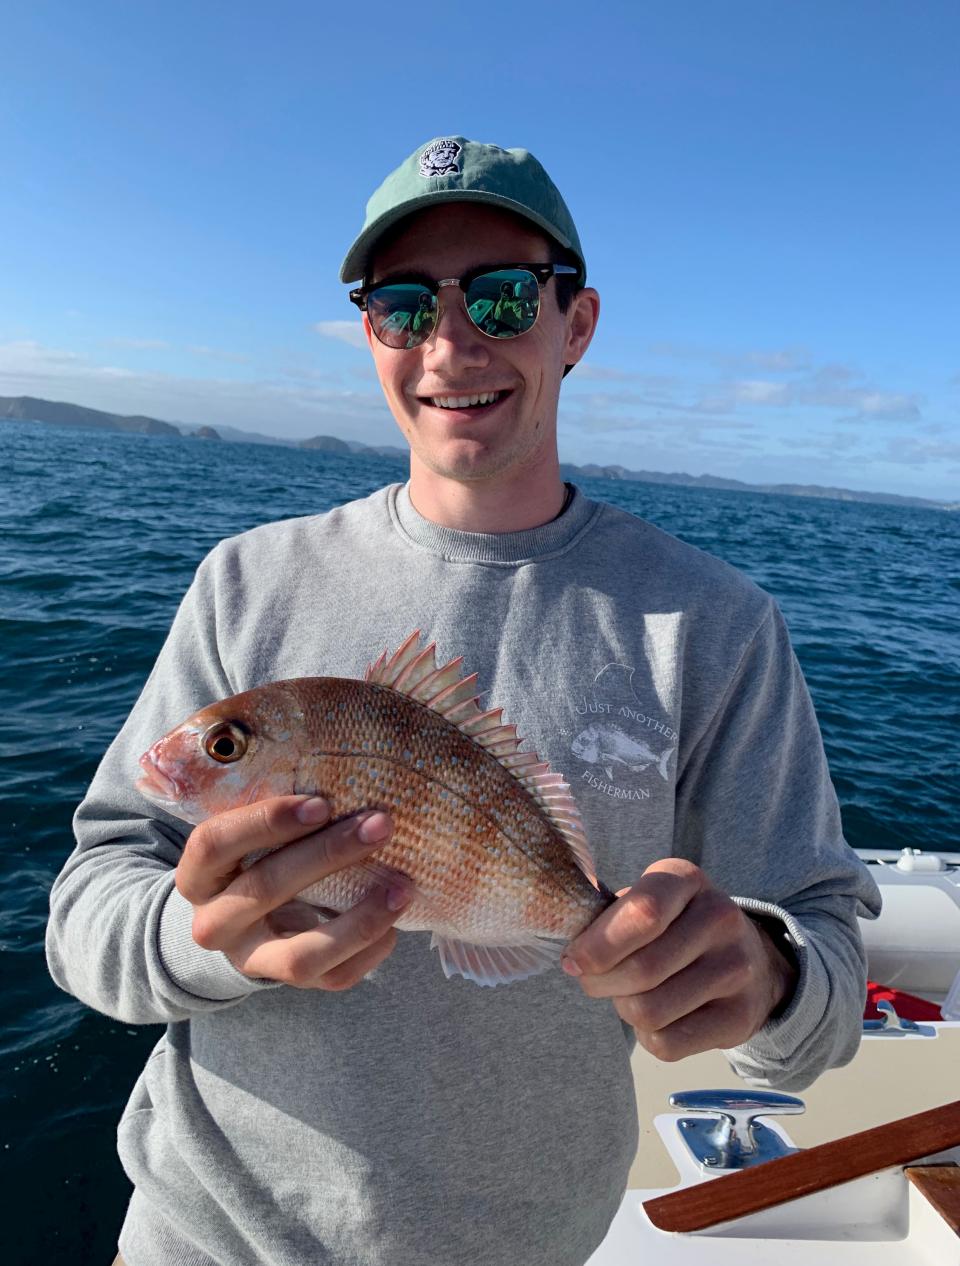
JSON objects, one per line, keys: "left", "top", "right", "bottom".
{"left": 422, "top": 288, "right": 490, "bottom": 368}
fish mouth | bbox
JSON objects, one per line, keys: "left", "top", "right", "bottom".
{"left": 136, "top": 752, "right": 181, "bottom": 807}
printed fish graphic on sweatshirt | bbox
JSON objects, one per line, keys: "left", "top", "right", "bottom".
{"left": 571, "top": 722, "right": 674, "bottom": 782}
{"left": 137, "top": 632, "right": 615, "bottom": 987}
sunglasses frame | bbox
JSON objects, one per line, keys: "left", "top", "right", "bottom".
{"left": 348, "top": 262, "right": 580, "bottom": 348}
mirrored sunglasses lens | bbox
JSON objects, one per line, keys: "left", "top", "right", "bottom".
{"left": 465, "top": 270, "right": 539, "bottom": 338}
{"left": 366, "top": 284, "right": 437, "bottom": 348}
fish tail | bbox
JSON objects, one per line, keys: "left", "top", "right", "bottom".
{"left": 657, "top": 747, "right": 674, "bottom": 781}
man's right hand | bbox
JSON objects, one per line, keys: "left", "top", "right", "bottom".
{"left": 175, "top": 796, "right": 409, "bottom": 991}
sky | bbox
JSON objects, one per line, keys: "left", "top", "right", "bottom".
{"left": 1, "top": 1, "right": 957, "bottom": 500}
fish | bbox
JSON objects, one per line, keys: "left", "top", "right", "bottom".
{"left": 137, "top": 632, "right": 614, "bottom": 987}
{"left": 571, "top": 723, "right": 673, "bottom": 782}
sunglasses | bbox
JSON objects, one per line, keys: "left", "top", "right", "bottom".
{"left": 349, "top": 263, "right": 580, "bottom": 350}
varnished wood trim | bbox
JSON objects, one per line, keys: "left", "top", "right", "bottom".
{"left": 906, "top": 1164, "right": 960, "bottom": 1236}
{"left": 643, "top": 1099, "right": 960, "bottom": 1233}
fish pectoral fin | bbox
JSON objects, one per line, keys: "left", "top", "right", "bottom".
{"left": 603, "top": 766, "right": 614, "bottom": 780}
{"left": 430, "top": 934, "right": 564, "bottom": 988}
{"left": 353, "top": 858, "right": 415, "bottom": 892}
{"left": 297, "top": 859, "right": 415, "bottom": 915}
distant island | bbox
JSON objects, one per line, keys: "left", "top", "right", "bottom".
{"left": 557, "top": 462, "right": 957, "bottom": 509}
{"left": 2, "top": 394, "right": 955, "bottom": 511}
{"left": 0, "top": 395, "right": 409, "bottom": 461}
{"left": 0, "top": 394, "right": 181, "bottom": 436}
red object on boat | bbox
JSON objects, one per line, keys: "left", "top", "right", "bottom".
{"left": 864, "top": 981, "right": 943, "bottom": 1021}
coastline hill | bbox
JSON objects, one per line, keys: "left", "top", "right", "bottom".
{"left": 2, "top": 394, "right": 954, "bottom": 511}
{"left": 0, "top": 394, "right": 179, "bottom": 436}
{"left": 558, "top": 463, "right": 956, "bottom": 510}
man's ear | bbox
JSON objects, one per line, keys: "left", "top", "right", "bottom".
{"left": 361, "top": 312, "right": 376, "bottom": 352}
{"left": 563, "top": 288, "right": 600, "bottom": 371}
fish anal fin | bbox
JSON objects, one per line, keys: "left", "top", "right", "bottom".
{"left": 430, "top": 934, "right": 563, "bottom": 987}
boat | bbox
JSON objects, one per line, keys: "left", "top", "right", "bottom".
{"left": 587, "top": 845, "right": 960, "bottom": 1262}
{"left": 856, "top": 847, "right": 960, "bottom": 1014}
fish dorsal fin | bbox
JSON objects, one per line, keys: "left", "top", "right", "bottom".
{"left": 366, "top": 632, "right": 598, "bottom": 886}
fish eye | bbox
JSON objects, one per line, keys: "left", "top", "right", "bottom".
{"left": 202, "top": 722, "right": 248, "bottom": 764}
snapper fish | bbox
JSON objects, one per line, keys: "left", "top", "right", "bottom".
{"left": 571, "top": 723, "right": 674, "bottom": 782}
{"left": 137, "top": 632, "right": 614, "bottom": 987}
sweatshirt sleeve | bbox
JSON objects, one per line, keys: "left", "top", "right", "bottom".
{"left": 45, "top": 545, "right": 281, "bottom": 1024}
{"left": 674, "top": 601, "right": 882, "bottom": 1091}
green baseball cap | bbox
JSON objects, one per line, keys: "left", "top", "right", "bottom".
{"left": 339, "top": 136, "right": 586, "bottom": 284}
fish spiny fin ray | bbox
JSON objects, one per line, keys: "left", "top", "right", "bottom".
{"left": 408, "top": 658, "right": 465, "bottom": 702}
{"left": 365, "top": 630, "right": 423, "bottom": 685}
{"left": 430, "top": 933, "right": 564, "bottom": 986}
{"left": 393, "top": 642, "right": 439, "bottom": 692}
{"left": 366, "top": 649, "right": 387, "bottom": 680}
{"left": 368, "top": 634, "right": 599, "bottom": 882}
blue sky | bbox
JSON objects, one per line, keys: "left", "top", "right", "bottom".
{"left": 1, "top": 1, "right": 957, "bottom": 499}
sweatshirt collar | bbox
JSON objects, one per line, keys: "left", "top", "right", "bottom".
{"left": 389, "top": 482, "right": 597, "bottom": 564}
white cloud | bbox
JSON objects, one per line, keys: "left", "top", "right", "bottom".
{"left": 101, "top": 338, "right": 250, "bottom": 363}
{"left": 0, "top": 336, "right": 952, "bottom": 498}
{"left": 102, "top": 336, "right": 171, "bottom": 350}
{"left": 880, "top": 435, "right": 960, "bottom": 468}
{"left": 689, "top": 371, "right": 922, "bottom": 423}
{"left": 846, "top": 392, "right": 922, "bottom": 422}
{"left": 186, "top": 345, "right": 251, "bottom": 364}
{"left": 0, "top": 339, "right": 84, "bottom": 373}
{"left": 634, "top": 348, "right": 924, "bottom": 424}
{"left": 730, "top": 348, "right": 811, "bottom": 372}
{"left": 571, "top": 365, "right": 645, "bottom": 383}
{"left": 647, "top": 342, "right": 811, "bottom": 373}
{"left": 0, "top": 338, "right": 396, "bottom": 444}
{"left": 733, "top": 380, "right": 792, "bottom": 404}
{"left": 313, "top": 320, "right": 367, "bottom": 350}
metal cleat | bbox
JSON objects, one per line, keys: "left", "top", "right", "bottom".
{"left": 668, "top": 1089, "right": 804, "bottom": 1170}
{"left": 862, "top": 998, "right": 924, "bottom": 1034}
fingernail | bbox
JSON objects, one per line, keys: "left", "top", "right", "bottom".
{"left": 386, "top": 885, "right": 410, "bottom": 912}
{"left": 358, "top": 811, "right": 392, "bottom": 844}
{"left": 561, "top": 955, "right": 582, "bottom": 977}
{"left": 296, "top": 797, "right": 330, "bottom": 824}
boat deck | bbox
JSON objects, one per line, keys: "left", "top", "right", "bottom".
{"left": 627, "top": 1022, "right": 960, "bottom": 1189}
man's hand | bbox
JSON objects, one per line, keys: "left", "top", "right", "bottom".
{"left": 176, "top": 795, "right": 410, "bottom": 991}
{"left": 561, "top": 859, "right": 798, "bottom": 1060}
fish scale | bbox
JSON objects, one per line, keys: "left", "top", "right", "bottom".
{"left": 137, "top": 632, "right": 614, "bottom": 986}
{"left": 291, "top": 681, "right": 590, "bottom": 942}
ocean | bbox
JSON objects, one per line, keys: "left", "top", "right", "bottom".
{"left": 1, "top": 419, "right": 957, "bottom": 1263}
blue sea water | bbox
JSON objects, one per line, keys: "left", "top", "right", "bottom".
{"left": 1, "top": 419, "right": 957, "bottom": 1263}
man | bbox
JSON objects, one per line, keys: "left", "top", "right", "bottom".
{"left": 47, "top": 136, "right": 880, "bottom": 1266}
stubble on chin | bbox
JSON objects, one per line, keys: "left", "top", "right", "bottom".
{"left": 410, "top": 431, "right": 552, "bottom": 487}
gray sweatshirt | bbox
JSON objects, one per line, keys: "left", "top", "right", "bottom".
{"left": 46, "top": 484, "right": 881, "bottom": 1266}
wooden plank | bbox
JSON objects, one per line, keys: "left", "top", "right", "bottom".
{"left": 906, "top": 1164, "right": 960, "bottom": 1236}
{"left": 643, "top": 1098, "right": 960, "bottom": 1233}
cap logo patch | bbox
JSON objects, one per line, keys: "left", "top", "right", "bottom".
{"left": 419, "top": 139, "right": 462, "bottom": 178}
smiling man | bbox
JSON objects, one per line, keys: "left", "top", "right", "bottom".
{"left": 347, "top": 198, "right": 595, "bottom": 529}
{"left": 47, "top": 136, "right": 880, "bottom": 1266}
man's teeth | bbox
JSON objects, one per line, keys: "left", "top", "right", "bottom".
{"left": 430, "top": 391, "right": 502, "bottom": 409}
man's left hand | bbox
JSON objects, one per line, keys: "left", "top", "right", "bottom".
{"left": 561, "top": 859, "right": 799, "bottom": 1061}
